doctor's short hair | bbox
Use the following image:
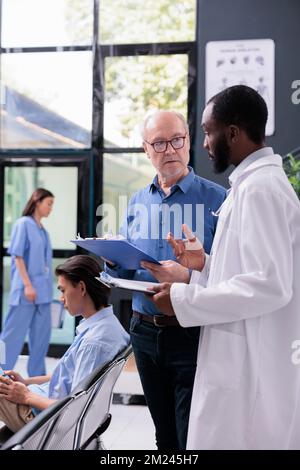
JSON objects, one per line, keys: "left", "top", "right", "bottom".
{"left": 22, "top": 188, "right": 54, "bottom": 217}
{"left": 55, "top": 255, "right": 110, "bottom": 310}
{"left": 208, "top": 85, "right": 268, "bottom": 145}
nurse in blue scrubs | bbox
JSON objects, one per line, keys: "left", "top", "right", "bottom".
{"left": 0, "top": 188, "right": 54, "bottom": 376}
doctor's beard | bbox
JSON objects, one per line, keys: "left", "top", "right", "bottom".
{"left": 210, "top": 134, "right": 231, "bottom": 173}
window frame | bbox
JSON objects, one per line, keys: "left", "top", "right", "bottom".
{"left": 0, "top": 0, "right": 199, "bottom": 352}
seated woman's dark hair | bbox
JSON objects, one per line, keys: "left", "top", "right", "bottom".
{"left": 55, "top": 255, "right": 110, "bottom": 310}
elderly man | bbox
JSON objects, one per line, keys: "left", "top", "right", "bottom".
{"left": 106, "top": 110, "right": 225, "bottom": 450}
{"left": 148, "top": 86, "right": 300, "bottom": 449}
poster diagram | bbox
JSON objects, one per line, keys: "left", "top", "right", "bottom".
{"left": 205, "top": 39, "right": 275, "bottom": 136}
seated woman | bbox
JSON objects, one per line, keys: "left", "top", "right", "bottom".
{"left": 0, "top": 255, "right": 130, "bottom": 432}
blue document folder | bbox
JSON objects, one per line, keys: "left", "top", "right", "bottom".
{"left": 71, "top": 239, "right": 160, "bottom": 270}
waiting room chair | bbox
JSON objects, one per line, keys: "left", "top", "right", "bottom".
{"left": 113, "top": 344, "right": 133, "bottom": 364}
{"left": 74, "top": 358, "right": 126, "bottom": 449}
{"left": 39, "top": 360, "right": 115, "bottom": 450}
{"left": 0, "top": 344, "right": 132, "bottom": 450}
{"left": 70, "top": 344, "right": 133, "bottom": 449}
{"left": 0, "top": 396, "right": 72, "bottom": 450}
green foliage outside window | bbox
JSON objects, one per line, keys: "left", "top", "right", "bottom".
{"left": 284, "top": 154, "right": 300, "bottom": 199}
{"left": 64, "top": 1, "right": 196, "bottom": 143}
{"left": 104, "top": 55, "right": 188, "bottom": 143}
{"left": 64, "top": 0, "right": 196, "bottom": 45}
{"left": 98, "top": 0, "right": 196, "bottom": 44}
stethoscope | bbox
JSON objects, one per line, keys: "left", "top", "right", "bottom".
{"left": 209, "top": 188, "right": 233, "bottom": 217}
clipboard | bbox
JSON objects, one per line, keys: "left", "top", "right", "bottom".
{"left": 96, "top": 272, "right": 157, "bottom": 295}
{"left": 71, "top": 238, "right": 160, "bottom": 270}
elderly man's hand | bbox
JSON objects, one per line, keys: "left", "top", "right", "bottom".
{"left": 141, "top": 260, "right": 190, "bottom": 283}
{"left": 0, "top": 376, "right": 30, "bottom": 405}
{"left": 148, "top": 282, "right": 175, "bottom": 316}
{"left": 167, "top": 224, "right": 206, "bottom": 271}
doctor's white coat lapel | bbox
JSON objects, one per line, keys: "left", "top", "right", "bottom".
{"left": 207, "top": 187, "right": 234, "bottom": 283}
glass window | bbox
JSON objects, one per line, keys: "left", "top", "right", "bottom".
{"left": 0, "top": 51, "right": 92, "bottom": 149}
{"left": 1, "top": 0, "right": 93, "bottom": 47}
{"left": 104, "top": 54, "right": 188, "bottom": 148}
{"left": 37, "top": 167, "right": 78, "bottom": 250}
{"left": 101, "top": 153, "right": 156, "bottom": 234}
{"left": 4, "top": 166, "right": 78, "bottom": 250}
{"left": 99, "top": 0, "right": 196, "bottom": 44}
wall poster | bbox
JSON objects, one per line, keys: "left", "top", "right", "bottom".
{"left": 205, "top": 39, "right": 275, "bottom": 136}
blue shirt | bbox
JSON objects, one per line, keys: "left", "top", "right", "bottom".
{"left": 28, "top": 306, "right": 129, "bottom": 412}
{"left": 8, "top": 216, "right": 53, "bottom": 305}
{"left": 107, "top": 167, "right": 226, "bottom": 315}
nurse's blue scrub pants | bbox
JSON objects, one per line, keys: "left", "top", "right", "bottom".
{"left": 1, "top": 303, "right": 51, "bottom": 376}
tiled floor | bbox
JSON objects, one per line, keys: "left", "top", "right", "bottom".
{"left": 104, "top": 403, "right": 155, "bottom": 450}
{"left": 0, "top": 355, "right": 156, "bottom": 450}
{"left": 104, "top": 361, "right": 156, "bottom": 450}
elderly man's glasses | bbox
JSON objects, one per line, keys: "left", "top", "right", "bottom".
{"left": 144, "top": 134, "right": 187, "bottom": 153}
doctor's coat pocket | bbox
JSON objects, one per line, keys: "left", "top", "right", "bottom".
{"left": 204, "top": 328, "right": 247, "bottom": 390}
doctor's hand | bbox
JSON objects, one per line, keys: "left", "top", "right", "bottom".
{"left": 24, "top": 284, "right": 36, "bottom": 303}
{"left": 141, "top": 260, "right": 190, "bottom": 283}
{"left": 147, "top": 282, "right": 175, "bottom": 317}
{"left": 168, "top": 224, "right": 206, "bottom": 272}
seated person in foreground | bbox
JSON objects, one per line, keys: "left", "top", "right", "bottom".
{"left": 0, "top": 255, "right": 130, "bottom": 432}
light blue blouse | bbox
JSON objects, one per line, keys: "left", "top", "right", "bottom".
{"left": 28, "top": 306, "right": 130, "bottom": 413}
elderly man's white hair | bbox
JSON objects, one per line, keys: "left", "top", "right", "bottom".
{"left": 141, "top": 110, "right": 189, "bottom": 140}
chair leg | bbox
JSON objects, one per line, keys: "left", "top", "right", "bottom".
{"left": 96, "top": 435, "right": 106, "bottom": 450}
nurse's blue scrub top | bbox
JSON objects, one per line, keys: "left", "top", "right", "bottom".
{"left": 8, "top": 216, "right": 53, "bottom": 306}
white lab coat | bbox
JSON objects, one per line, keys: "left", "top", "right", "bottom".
{"left": 171, "top": 153, "right": 300, "bottom": 449}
